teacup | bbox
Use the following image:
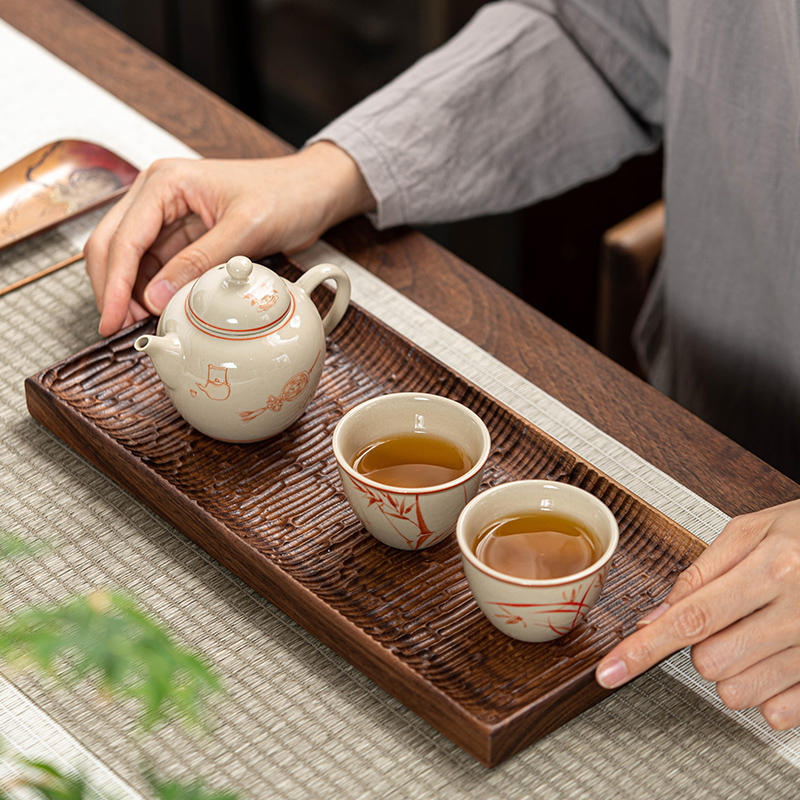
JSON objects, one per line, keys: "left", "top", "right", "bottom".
{"left": 456, "top": 480, "right": 619, "bottom": 642}
{"left": 332, "top": 393, "right": 491, "bottom": 550}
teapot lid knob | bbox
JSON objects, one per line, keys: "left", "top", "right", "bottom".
{"left": 186, "top": 255, "right": 292, "bottom": 338}
{"left": 226, "top": 255, "right": 253, "bottom": 282}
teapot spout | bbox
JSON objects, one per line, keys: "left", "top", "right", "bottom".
{"left": 134, "top": 332, "right": 183, "bottom": 390}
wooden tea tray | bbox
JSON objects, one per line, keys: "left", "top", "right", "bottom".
{"left": 24, "top": 259, "right": 705, "bottom": 767}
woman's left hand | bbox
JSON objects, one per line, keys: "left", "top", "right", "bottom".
{"left": 595, "top": 499, "right": 800, "bottom": 730}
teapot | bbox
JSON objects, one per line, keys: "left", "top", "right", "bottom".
{"left": 134, "top": 255, "right": 351, "bottom": 442}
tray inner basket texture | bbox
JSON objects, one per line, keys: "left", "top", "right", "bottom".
{"left": 26, "top": 260, "right": 705, "bottom": 764}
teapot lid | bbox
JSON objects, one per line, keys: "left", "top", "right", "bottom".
{"left": 186, "top": 256, "right": 293, "bottom": 339}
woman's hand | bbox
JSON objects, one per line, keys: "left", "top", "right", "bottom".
{"left": 85, "top": 141, "right": 375, "bottom": 337}
{"left": 596, "top": 499, "right": 800, "bottom": 730}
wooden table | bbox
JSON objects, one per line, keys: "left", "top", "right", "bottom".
{"left": 4, "top": 0, "right": 797, "bottom": 522}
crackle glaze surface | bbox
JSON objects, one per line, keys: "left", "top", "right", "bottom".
{"left": 140, "top": 258, "right": 349, "bottom": 441}
{"left": 457, "top": 481, "right": 619, "bottom": 643}
{"left": 332, "top": 393, "right": 491, "bottom": 550}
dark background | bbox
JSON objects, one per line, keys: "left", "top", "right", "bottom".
{"left": 77, "top": 0, "right": 662, "bottom": 349}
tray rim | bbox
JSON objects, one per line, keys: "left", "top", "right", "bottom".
{"left": 23, "top": 278, "right": 706, "bottom": 767}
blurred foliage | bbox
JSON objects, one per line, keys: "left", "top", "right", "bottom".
{"left": 0, "top": 752, "right": 241, "bottom": 800}
{"left": 0, "top": 531, "right": 44, "bottom": 587}
{"left": 145, "top": 772, "right": 241, "bottom": 800}
{"left": 0, "top": 530, "right": 241, "bottom": 799}
{"left": 0, "top": 590, "right": 220, "bottom": 732}
{"left": 0, "top": 756, "right": 92, "bottom": 800}
{"left": 0, "top": 531, "right": 42, "bottom": 560}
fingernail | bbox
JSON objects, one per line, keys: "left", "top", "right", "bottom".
{"left": 636, "top": 602, "right": 670, "bottom": 629}
{"left": 596, "top": 658, "right": 628, "bottom": 689}
{"left": 145, "top": 280, "right": 177, "bottom": 313}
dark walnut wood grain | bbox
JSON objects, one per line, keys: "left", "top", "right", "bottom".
{"left": 26, "top": 259, "right": 705, "bottom": 767}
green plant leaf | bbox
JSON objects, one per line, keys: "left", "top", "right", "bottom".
{"left": 0, "top": 531, "right": 45, "bottom": 592}
{"left": 145, "top": 771, "right": 241, "bottom": 800}
{"left": 0, "top": 745, "right": 242, "bottom": 800}
{"left": 0, "top": 530, "right": 44, "bottom": 561}
{"left": 0, "top": 591, "right": 222, "bottom": 732}
{"left": 1, "top": 757, "right": 95, "bottom": 800}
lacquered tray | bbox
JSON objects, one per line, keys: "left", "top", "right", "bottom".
{"left": 0, "top": 140, "right": 137, "bottom": 250}
{"left": 24, "top": 258, "right": 705, "bottom": 767}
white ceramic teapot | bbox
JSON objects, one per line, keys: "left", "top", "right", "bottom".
{"left": 134, "top": 255, "right": 351, "bottom": 442}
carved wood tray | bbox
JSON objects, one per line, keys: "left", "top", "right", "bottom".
{"left": 24, "top": 259, "right": 705, "bottom": 767}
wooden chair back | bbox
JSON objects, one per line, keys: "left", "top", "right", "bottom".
{"left": 595, "top": 200, "right": 665, "bottom": 377}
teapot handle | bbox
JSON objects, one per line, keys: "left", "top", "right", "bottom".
{"left": 295, "top": 263, "right": 351, "bottom": 336}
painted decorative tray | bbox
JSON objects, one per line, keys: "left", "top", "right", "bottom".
{"left": 24, "top": 258, "right": 705, "bottom": 767}
{"left": 0, "top": 140, "right": 137, "bottom": 250}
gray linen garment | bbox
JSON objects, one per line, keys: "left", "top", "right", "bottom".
{"left": 309, "top": 0, "right": 800, "bottom": 481}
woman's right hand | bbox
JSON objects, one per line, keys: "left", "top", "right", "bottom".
{"left": 85, "top": 141, "right": 375, "bottom": 337}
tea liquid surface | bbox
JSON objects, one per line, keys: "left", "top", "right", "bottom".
{"left": 352, "top": 432, "right": 472, "bottom": 488}
{"left": 474, "top": 512, "right": 601, "bottom": 580}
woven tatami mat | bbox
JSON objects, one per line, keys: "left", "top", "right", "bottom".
{"left": 1, "top": 230, "right": 798, "bottom": 799}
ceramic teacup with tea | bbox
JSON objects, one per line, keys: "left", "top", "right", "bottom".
{"left": 332, "top": 393, "right": 491, "bottom": 550}
{"left": 456, "top": 480, "right": 619, "bottom": 642}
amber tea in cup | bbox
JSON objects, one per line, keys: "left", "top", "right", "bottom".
{"left": 332, "top": 393, "right": 491, "bottom": 550}
{"left": 457, "top": 480, "right": 619, "bottom": 641}
{"left": 473, "top": 511, "right": 603, "bottom": 580}
{"left": 351, "top": 432, "right": 473, "bottom": 488}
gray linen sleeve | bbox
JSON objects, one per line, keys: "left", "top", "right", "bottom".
{"left": 306, "top": 0, "right": 667, "bottom": 229}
